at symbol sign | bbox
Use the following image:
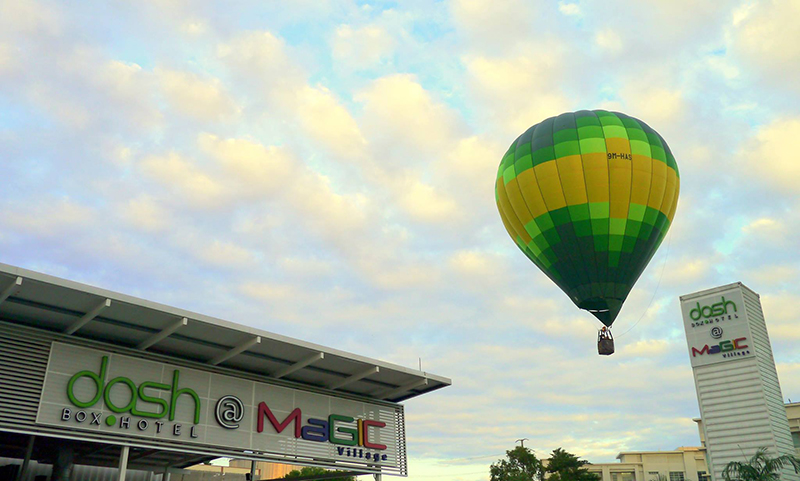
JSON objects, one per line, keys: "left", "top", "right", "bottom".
{"left": 710, "top": 326, "right": 723, "bottom": 339}
{"left": 215, "top": 395, "right": 244, "bottom": 429}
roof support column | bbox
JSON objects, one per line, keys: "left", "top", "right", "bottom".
{"left": 378, "top": 378, "right": 429, "bottom": 400}
{"left": 117, "top": 445, "right": 129, "bottom": 481}
{"left": 0, "top": 276, "right": 22, "bottom": 306}
{"left": 15, "top": 434, "right": 34, "bottom": 481}
{"left": 272, "top": 352, "right": 324, "bottom": 379}
{"left": 64, "top": 298, "right": 111, "bottom": 335}
{"left": 250, "top": 460, "right": 257, "bottom": 481}
{"left": 208, "top": 336, "right": 261, "bottom": 366}
{"left": 137, "top": 317, "right": 188, "bottom": 350}
{"left": 328, "top": 366, "right": 379, "bottom": 391}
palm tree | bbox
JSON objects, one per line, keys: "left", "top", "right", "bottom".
{"left": 722, "top": 447, "right": 800, "bottom": 481}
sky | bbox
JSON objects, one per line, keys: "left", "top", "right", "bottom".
{"left": 1, "top": 0, "right": 800, "bottom": 479}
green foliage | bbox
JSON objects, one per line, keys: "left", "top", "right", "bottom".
{"left": 283, "top": 466, "right": 355, "bottom": 481}
{"left": 722, "top": 447, "right": 800, "bottom": 481}
{"left": 545, "top": 448, "right": 600, "bottom": 481}
{"left": 490, "top": 446, "right": 544, "bottom": 481}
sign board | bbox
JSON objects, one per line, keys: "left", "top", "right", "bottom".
{"left": 37, "top": 342, "right": 404, "bottom": 470}
{"left": 680, "top": 286, "right": 754, "bottom": 367}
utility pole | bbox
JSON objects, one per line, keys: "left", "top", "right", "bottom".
{"left": 515, "top": 438, "right": 529, "bottom": 448}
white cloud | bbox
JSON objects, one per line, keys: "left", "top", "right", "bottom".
{"left": 739, "top": 117, "right": 800, "bottom": 195}
{"left": 293, "top": 85, "right": 367, "bottom": 159}
{"left": 661, "top": 255, "right": 713, "bottom": 287}
{"left": 195, "top": 240, "right": 256, "bottom": 269}
{"left": 558, "top": 2, "right": 581, "bottom": 16}
{"left": 0, "top": 198, "right": 94, "bottom": 237}
{"left": 0, "top": 42, "right": 17, "bottom": 75}
{"left": 157, "top": 68, "right": 238, "bottom": 121}
{"left": 730, "top": 0, "right": 800, "bottom": 92}
{"left": 357, "top": 74, "right": 463, "bottom": 159}
{"left": 595, "top": 29, "right": 623, "bottom": 53}
{"left": 220, "top": 31, "right": 366, "bottom": 160}
{"left": 463, "top": 53, "right": 569, "bottom": 134}
{"left": 332, "top": 24, "right": 394, "bottom": 69}
{"left": 122, "top": 196, "right": 171, "bottom": 233}
{"left": 0, "top": 0, "right": 61, "bottom": 36}
{"left": 139, "top": 152, "right": 227, "bottom": 208}
{"left": 198, "top": 133, "right": 295, "bottom": 197}
{"left": 396, "top": 178, "right": 461, "bottom": 224}
{"left": 741, "top": 217, "right": 789, "bottom": 247}
{"left": 450, "top": 0, "right": 537, "bottom": 51}
{"left": 761, "top": 292, "right": 800, "bottom": 341}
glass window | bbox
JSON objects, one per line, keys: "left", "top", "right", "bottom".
{"left": 698, "top": 471, "right": 709, "bottom": 481}
{"left": 613, "top": 472, "right": 635, "bottom": 481}
{"left": 670, "top": 472, "right": 685, "bottom": 481}
{"left": 791, "top": 432, "right": 800, "bottom": 449}
{"left": 649, "top": 472, "right": 660, "bottom": 481}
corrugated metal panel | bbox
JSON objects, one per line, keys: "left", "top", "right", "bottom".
{"left": 694, "top": 357, "right": 772, "bottom": 481}
{"left": 0, "top": 326, "right": 49, "bottom": 429}
{"left": 741, "top": 290, "right": 798, "bottom": 480}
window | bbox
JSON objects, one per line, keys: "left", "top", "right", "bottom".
{"left": 792, "top": 431, "right": 800, "bottom": 449}
{"left": 698, "top": 471, "right": 710, "bottom": 481}
{"left": 669, "top": 472, "right": 685, "bottom": 481}
{"left": 612, "top": 472, "right": 635, "bottom": 481}
{"left": 649, "top": 472, "right": 661, "bottom": 481}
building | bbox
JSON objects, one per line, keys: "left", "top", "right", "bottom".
{"left": 587, "top": 447, "right": 709, "bottom": 481}
{"left": 680, "top": 283, "right": 798, "bottom": 481}
{"left": 587, "top": 401, "right": 800, "bottom": 481}
{"left": 0, "top": 263, "right": 450, "bottom": 480}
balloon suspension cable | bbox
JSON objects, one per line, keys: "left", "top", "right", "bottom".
{"left": 615, "top": 228, "right": 673, "bottom": 339}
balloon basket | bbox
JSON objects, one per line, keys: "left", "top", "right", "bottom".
{"left": 597, "top": 329, "right": 615, "bottom": 356}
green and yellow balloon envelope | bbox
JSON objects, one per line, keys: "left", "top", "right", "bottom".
{"left": 495, "top": 110, "right": 679, "bottom": 327}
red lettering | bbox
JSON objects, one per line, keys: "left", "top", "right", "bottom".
{"left": 362, "top": 419, "right": 387, "bottom": 450}
{"left": 257, "top": 402, "right": 301, "bottom": 438}
{"left": 692, "top": 345, "right": 710, "bottom": 357}
{"left": 734, "top": 337, "right": 748, "bottom": 349}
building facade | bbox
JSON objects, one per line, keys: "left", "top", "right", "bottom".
{"left": 587, "top": 448, "right": 709, "bottom": 481}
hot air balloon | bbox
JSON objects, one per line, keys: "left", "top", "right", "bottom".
{"left": 495, "top": 110, "right": 679, "bottom": 354}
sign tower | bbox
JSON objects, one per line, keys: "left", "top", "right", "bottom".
{"left": 680, "top": 283, "right": 797, "bottom": 481}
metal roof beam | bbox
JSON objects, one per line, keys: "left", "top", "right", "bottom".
{"left": 0, "top": 276, "right": 22, "bottom": 306}
{"left": 272, "top": 352, "right": 325, "bottom": 379}
{"left": 208, "top": 335, "right": 261, "bottom": 365}
{"left": 327, "top": 365, "right": 380, "bottom": 390}
{"left": 64, "top": 298, "right": 111, "bottom": 335}
{"left": 378, "top": 378, "right": 429, "bottom": 400}
{"left": 137, "top": 317, "right": 188, "bottom": 350}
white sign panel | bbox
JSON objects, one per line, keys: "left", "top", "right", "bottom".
{"left": 37, "top": 342, "right": 404, "bottom": 471}
{"left": 681, "top": 287, "right": 754, "bottom": 367}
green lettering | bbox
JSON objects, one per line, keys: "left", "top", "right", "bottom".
{"left": 103, "top": 377, "right": 137, "bottom": 413}
{"left": 328, "top": 414, "right": 357, "bottom": 446}
{"left": 169, "top": 370, "right": 200, "bottom": 424}
{"left": 719, "top": 340, "right": 734, "bottom": 352}
{"left": 722, "top": 297, "right": 737, "bottom": 314}
{"left": 67, "top": 356, "right": 108, "bottom": 408}
{"left": 133, "top": 381, "right": 170, "bottom": 418}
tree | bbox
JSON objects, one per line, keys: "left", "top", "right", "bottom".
{"left": 545, "top": 448, "right": 600, "bottom": 481}
{"left": 283, "top": 466, "right": 355, "bottom": 481}
{"left": 722, "top": 447, "right": 800, "bottom": 481}
{"left": 490, "top": 446, "right": 544, "bottom": 481}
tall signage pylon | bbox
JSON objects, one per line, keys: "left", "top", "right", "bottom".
{"left": 680, "top": 283, "right": 797, "bottom": 481}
